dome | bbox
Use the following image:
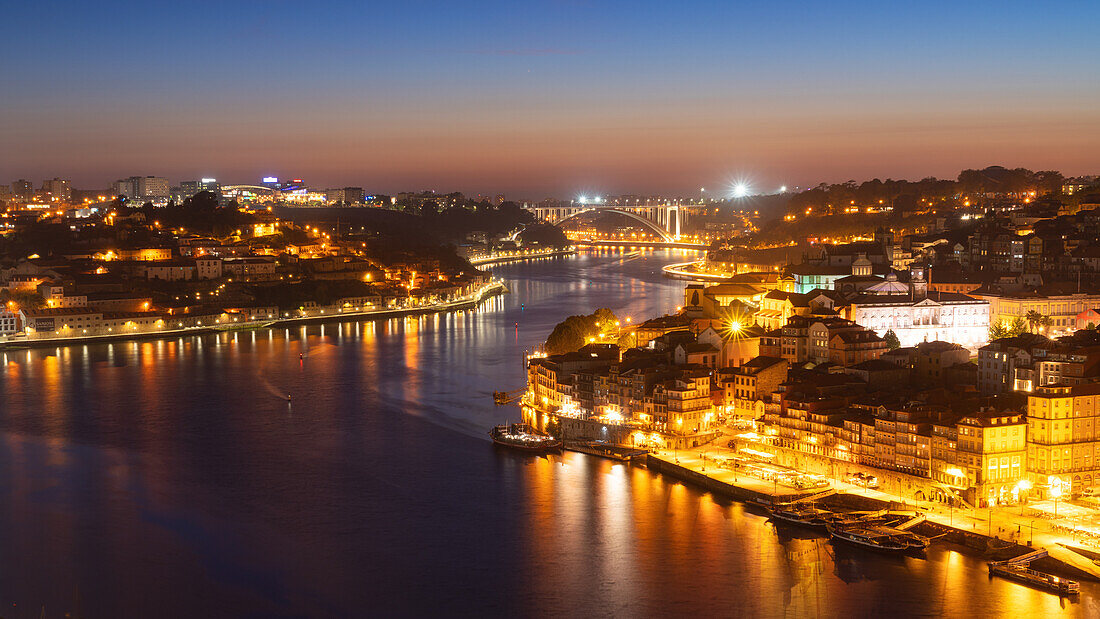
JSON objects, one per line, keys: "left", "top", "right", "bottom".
{"left": 865, "top": 272, "right": 909, "bottom": 295}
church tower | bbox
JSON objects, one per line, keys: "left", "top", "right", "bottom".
{"left": 910, "top": 265, "right": 928, "bottom": 300}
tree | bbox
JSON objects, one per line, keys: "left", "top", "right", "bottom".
{"left": 517, "top": 223, "right": 569, "bottom": 247}
{"left": 545, "top": 416, "right": 562, "bottom": 439}
{"left": 883, "top": 329, "right": 900, "bottom": 350}
{"left": 1024, "top": 310, "right": 1046, "bottom": 334}
{"left": 1034, "top": 170, "right": 1066, "bottom": 195}
{"left": 1009, "top": 316, "right": 1028, "bottom": 337}
{"left": 544, "top": 308, "right": 619, "bottom": 355}
{"left": 989, "top": 322, "right": 1009, "bottom": 341}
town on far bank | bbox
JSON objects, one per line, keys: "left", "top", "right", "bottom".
{"left": 0, "top": 179, "right": 572, "bottom": 345}
{"left": 522, "top": 200, "right": 1100, "bottom": 554}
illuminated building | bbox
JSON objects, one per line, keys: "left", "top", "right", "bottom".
{"left": 755, "top": 289, "right": 841, "bottom": 330}
{"left": 10, "top": 179, "right": 33, "bottom": 200}
{"left": 1027, "top": 384, "right": 1100, "bottom": 496}
{"left": 760, "top": 315, "right": 885, "bottom": 366}
{"left": 953, "top": 410, "right": 1027, "bottom": 506}
{"left": 40, "top": 178, "right": 72, "bottom": 202}
{"left": 325, "top": 187, "right": 364, "bottom": 205}
{"left": 113, "top": 176, "right": 170, "bottom": 204}
{"left": 642, "top": 368, "right": 714, "bottom": 433}
{"left": 173, "top": 178, "right": 220, "bottom": 202}
{"left": 719, "top": 356, "right": 788, "bottom": 420}
{"left": 845, "top": 267, "right": 989, "bottom": 350}
{"left": 970, "top": 286, "right": 1100, "bottom": 337}
{"left": 977, "top": 334, "right": 1100, "bottom": 394}
{"left": 682, "top": 282, "right": 765, "bottom": 318}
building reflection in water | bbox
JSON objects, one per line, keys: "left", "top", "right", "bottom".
{"left": 0, "top": 250, "right": 1091, "bottom": 616}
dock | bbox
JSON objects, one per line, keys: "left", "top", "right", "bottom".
{"left": 566, "top": 441, "right": 649, "bottom": 462}
{"left": 988, "top": 548, "right": 1081, "bottom": 595}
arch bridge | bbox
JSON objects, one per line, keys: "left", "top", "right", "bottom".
{"left": 525, "top": 204, "right": 709, "bottom": 241}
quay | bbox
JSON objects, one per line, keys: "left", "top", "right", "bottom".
{"left": 0, "top": 280, "right": 507, "bottom": 350}
{"left": 574, "top": 239, "right": 706, "bottom": 250}
{"left": 565, "top": 440, "right": 648, "bottom": 462}
{"left": 638, "top": 438, "right": 1100, "bottom": 587}
{"left": 661, "top": 261, "right": 737, "bottom": 282}
{"left": 469, "top": 247, "right": 575, "bottom": 266}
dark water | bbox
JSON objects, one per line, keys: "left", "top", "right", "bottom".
{"left": 1, "top": 248, "right": 1098, "bottom": 618}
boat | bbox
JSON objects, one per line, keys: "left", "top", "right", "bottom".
{"left": 988, "top": 562, "right": 1080, "bottom": 596}
{"left": 769, "top": 503, "right": 834, "bottom": 529}
{"left": 827, "top": 523, "right": 925, "bottom": 554}
{"left": 987, "top": 548, "right": 1080, "bottom": 596}
{"left": 489, "top": 423, "right": 562, "bottom": 453}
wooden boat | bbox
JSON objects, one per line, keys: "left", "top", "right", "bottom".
{"left": 489, "top": 423, "right": 562, "bottom": 453}
{"left": 827, "top": 523, "right": 926, "bottom": 554}
{"left": 769, "top": 503, "right": 834, "bottom": 529}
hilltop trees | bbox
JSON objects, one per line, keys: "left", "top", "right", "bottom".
{"left": 544, "top": 308, "right": 619, "bottom": 355}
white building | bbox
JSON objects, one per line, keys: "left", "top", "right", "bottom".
{"left": 846, "top": 267, "right": 989, "bottom": 350}
{"left": 195, "top": 258, "right": 223, "bottom": 280}
{"left": 0, "top": 310, "right": 19, "bottom": 335}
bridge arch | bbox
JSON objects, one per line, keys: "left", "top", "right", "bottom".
{"left": 553, "top": 208, "right": 674, "bottom": 241}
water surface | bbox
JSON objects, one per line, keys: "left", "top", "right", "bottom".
{"left": 1, "top": 249, "right": 1097, "bottom": 617}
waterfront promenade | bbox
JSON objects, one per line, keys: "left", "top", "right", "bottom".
{"left": 468, "top": 247, "right": 575, "bottom": 266}
{"left": 650, "top": 428, "right": 1100, "bottom": 580}
{"left": 0, "top": 280, "right": 507, "bottom": 350}
{"left": 661, "top": 261, "right": 737, "bottom": 282}
{"left": 573, "top": 239, "right": 706, "bottom": 250}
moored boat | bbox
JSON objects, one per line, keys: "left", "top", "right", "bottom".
{"left": 769, "top": 503, "right": 833, "bottom": 529}
{"left": 988, "top": 562, "right": 1080, "bottom": 595}
{"left": 489, "top": 423, "right": 562, "bottom": 453}
{"left": 827, "top": 523, "right": 922, "bottom": 554}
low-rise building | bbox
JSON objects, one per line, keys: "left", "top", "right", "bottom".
{"left": 222, "top": 257, "right": 278, "bottom": 280}
{"left": 0, "top": 310, "right": 19, "bottom": 335}
{"left": 720, "top": 356, "right": 788, "bottom": 419}
{"left": 144, "top": 260, "right": 197, "bottom": 281}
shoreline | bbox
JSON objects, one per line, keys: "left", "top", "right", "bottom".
{"left": 469, "top": 247, "right": 575, "bottom": 266}
{"left": 574, "top": 240, "right": 707, "bottom": 250}
{"left": 644, "top": 443, "right": 1100, "bottom": 585}
{"left": 0, "top": 281, "right": 507, "bottom": 351}
{"left": 661, "top": 260, "right": 737, "bottom": 282}
{"left": 523, "top": 400, "right": 1100, "bottom": 587}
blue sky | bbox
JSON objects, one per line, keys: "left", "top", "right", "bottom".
{"left": 3, "top": 0, "right": 1098, "bottom": 196}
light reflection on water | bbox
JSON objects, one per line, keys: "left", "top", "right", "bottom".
{"left": 0, "top": 249, "right": 1097, "bottom": 617}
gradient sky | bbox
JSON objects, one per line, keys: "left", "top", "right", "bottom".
{"left": 3, "top": 0, "right": 1099, "bottom": 197}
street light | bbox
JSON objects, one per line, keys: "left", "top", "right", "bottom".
{"left": 1015, "top": 479, "right": 1032, "bottom": 515}
{"left": 1049, "top": 476, "right": 1062, "bottom": 519}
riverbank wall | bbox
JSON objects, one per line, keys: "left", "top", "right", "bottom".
{"left": 0, "top": 281, "right": 507, "bottom": 351}
{"left": 647, "top": 454, "right": 824, "bottom": 503}
{"left": 574, "top": 240, "right": 706, "bottom": 250}
{"left": 470, "top": 248, "right": 574, "bottom": 266}
{"left": 646, "top": 449, "right": 1100, "bottom": 584}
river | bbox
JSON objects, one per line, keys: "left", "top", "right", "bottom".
{"left": 0, "top": 248, "right": 1097, "bottom": 618}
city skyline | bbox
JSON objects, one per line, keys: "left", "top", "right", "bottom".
{"left": 4, "top": 1, "right": 1099, "bottom": 196}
